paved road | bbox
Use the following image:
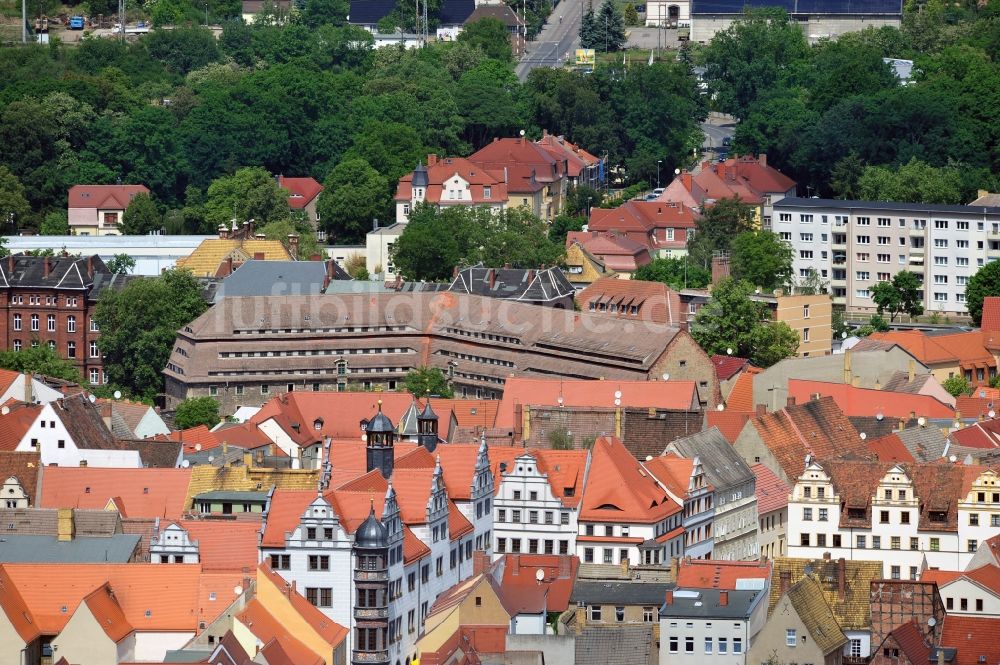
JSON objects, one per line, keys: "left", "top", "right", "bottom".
{"left": 701, "top": 113, "right": 737, "bottom": 152}
{"left": 516, "top": 0, "right": 584, "bottom": 81}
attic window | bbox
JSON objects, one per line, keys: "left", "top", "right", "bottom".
{"left": 596, "top": 503, "right": 621, "bottom": 511}
{"left": 209, "top": 592, "right": 216, "bottom": 601}
{"left": 929, "top": 511, "right": 947, "bottom": 523}
{"left": 145, "top": 610, "right": 152, "bottom": 617}
{"left": 85, "top": 487, "right": 91, "bottom": 493}
{"left": 143, "top": 487, "right": 149, "bottom": 494}
{"left": 847, "top": 508, "right": 865, "bottom": 519}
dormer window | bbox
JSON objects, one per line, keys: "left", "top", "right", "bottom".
{"left": 484, "top": 187, "right": 491, "bottom": 200}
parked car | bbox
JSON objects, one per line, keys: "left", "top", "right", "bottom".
{"left": 69, "top": 15, "right": 85, "bottom": 29}
{"left": 722, "top": 136, "right": 733, "bottom": 148}
{"left": 653, "top": 187, "right": 665, "bottom": 196}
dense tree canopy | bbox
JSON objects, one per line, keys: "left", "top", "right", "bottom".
{"left": 632, "top": 257, "right": 711, "bottom": 290}
{"left": 730, "top": 231, "right": 794, "bottom": 292}
{"left": 871, "top": 271, "right": 924, "bottom": 322}
{"left": 175, "top": 396, "right": 222, "bottom": 429}
{"left": 966, "top": 260, "right": 1000, "bottom": 326}
{"left": 687, "top": 197, "right": 757, "bottom": 268}
{"left": 0, "top": 345, "right": 82, "bottom": 383}
{"left": 404, "top": 367, "right": 454, "bottom": 398}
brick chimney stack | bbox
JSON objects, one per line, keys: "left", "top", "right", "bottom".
{"left": 287, "top": 234, "right": 300, "bottom": 260}
{"left": 664, "top": 590, "right": 673, "bottom": 605}
{"left": 43, "top": 256, "right": 50, "bottom": 278}
{"left": 758, "top": 153, "right": 767, "bottom": 167}
{"left": 837, "top": 558, "right": 846, "bottom": 600}
{"left": 711, "top": 253, "right": 730, "bottom": 284}
{"left": 87, "top": 256, "right": 94, "bottom": 279}
{"left": 719, "top": 590, "right": 728, "bottom": 607}
{"left": 780, "top": 570, "right": 791, "bottom": 595}
{"left": 427, "top": 154, "right": 438, "bottom": 167}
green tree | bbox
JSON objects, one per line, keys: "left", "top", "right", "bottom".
{"left": 702, "top": 8, "right": 809, "bottom": 118}
{"left": 316, "top": 159, "right": 391, "bottom": 244}
{"left": 580, "top": 6, "right": 600, "bottom": 49}
{"left": 690, "top": 278, "right": 798, "bottom": 367}
{"left": 39, "top": 211, "right": 70, "bottom": 236}
{"left": 943, "top": 375, "right": 971, "bottom": 398}
{"left": 174, "top": 396, "right": 221, "bottom": 429}
{"left": 632, "top": 257, "right": 711, "bottom": 290}
{"left": 623, "top": 3, "right": 639, "bottom": 26}
{"left": 107, "top": 254, "right": 137, "bottom": 275}
{"left": 855, "top": 314, "right": 890, "bottom": 337}
{"left": 730, "top": 231, "right": 794, "bottom": 292}
{"left": 595, "top": 0, "right": 627, "bottom": 52}
{"left": 966, "top": 260, "right": 1000, "bottom": 326}
{"left": 0, "top": 166, "right": 31, "bottom": 232}
{"left": 204, "top": 167, "right": 291, "bottom": 230}
{"left": 548, "top": 428, "right": 574, "bottom": 450}
{"left": 257, "top": 219, "right": 322, "bottom": 259}
{"left": 0, "top": 344, "right": 82, "bottom": 383}
{"left": 871, "top": 271, "right": 924, "bottom": 322}
{"left": 856, "top": 157, "right": 966, "bottom": 205}
{"left": 302, "top": 0, "right": 349, "bottom": 27}
{"left": 565, "top": 185, "right": 605, "bottom": 216}
{"left": 548, "top": 214, "right": 587, "bottom": 244}
{"left": 797, "top": 268, "right": 827, "bottom": 295}
{"left": 830, "top": 153, "right": 865, "bottom": 200}
{"left": 405, "top": 366, "right": 454, "bottom": 398}
{"left": 94, "top": 269, "right": 208, "bottom": 401}
{"left": 457, "top": 18, "right": 513, "bottom": 62}
{"left": 144, "top": 27, "right": 222, "bottom": 74}
{"left": 688, "top": 197, "right": 757, "bottom": 268}
{"left": 122, "top": 193, "right": 163, "bottom": 235}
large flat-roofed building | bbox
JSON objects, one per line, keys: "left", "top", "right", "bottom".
{"left": 163, "top": 292, "right": 720, "bottom": 413}
{"left": 690, "top": 0, "right": 903, "bottom": 44}
{"left": 774, "top": 197, "right": 1000, "bottom": 319}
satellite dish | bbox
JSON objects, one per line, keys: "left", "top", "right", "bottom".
{"left": 0, "top": 406, "right": 9, "bottom": 416}
{"left": 207, "top": 455, "right": 214, "bottom": 462}
{"left": 195, "top": 443, "right": 202, "bottom": 452}
{"left": 716, "top": 403, "right": 725, "bottom": 411}
{"left": 917, "top": 416, "right": 926, "bottom": 426}
{"left": 234, "top": 585, "right": 243, "bottom": 596}
{"left": 614, "top": 398, "right": 621, "bottom": 406}
{"left": 557, "top": 396, "right": 564, "bottom": 406}
{"left": 928, "top": 617, "right": 937, "bottom": 627}
{"left": 88, "top": 394, "right": 97, "bottom": 403}
{"left": 113, "top": 390, "right": 122, "bottom": 400}
{"left": 860, "top": 432, "right": 867, "bottom": 440}
{"left": 755, "top": 287, "right": 762, "bottom": 294}
{"left": 361, "top": 434, "right": 367, "bottom": 442}
{"left": 535, "top": 569, "right": 544, "bottom": 582}
{"left": 662, "top": 373, "right": 670, "bottom": 381}
{"left": 842, "top": 331, "right": 848, "bottom": 339}
{"left": 990, "top": 410, "right": 996, "bottom": 419}
{"left": 180, "top": 460, "right": 190, "bottom": 468}
{"left": 875, "top": 412, "right": 884, "bottom": 421}
{"left": 519, "top": 129, "right": 526, "bottom": 137}
{"left": 949, "top": 454, "right": 958, "bottom": 463}
{"left": 614, "top": 390, "right": 623, "bottom": 399}
{"left": 645, "top": 455, "right": 654, "bottom": 462}
{"left": 953, "top": 421, "right": 962, "bottom": 430}
{"left": 674, "top": 168, "right": 681, "bottom": 176}
{"left": 726, "top": 347, "right": 733, "bottom": 355}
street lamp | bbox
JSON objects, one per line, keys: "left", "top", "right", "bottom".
{"left": 657, "top": 160, "right": 662, "bottom": 189}
{"left": 204, "top": 1, "right": 208, "bottom": 25}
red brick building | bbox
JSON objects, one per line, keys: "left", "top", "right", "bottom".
{"left": 0, "top": 255, "right": 113, "bottom": 384}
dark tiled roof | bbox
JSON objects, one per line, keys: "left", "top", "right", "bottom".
{"left": 774, "top": 196, "right": 988, "bottom": 214}
{"left": 0, "top": 534, "right": 140, "bottom": 563}
{"left": 0, "top": 254, "right": 109, "bottom": 290}
{"left": 785, "top": 578, "right": 848, "bottom": 655}
{"left": 465, "top": 3, "right": 521, "bottom": 26}
{"left": 439, "top": 0, "right": 474, "bottom": 24}
{"left": 575, "top": 625, "right": 653, "bottom": 665}
{"left": 880, "top": 371, "right": 934, "bottom": 394}
{"left": 770, "top": 556, "right": 883, "bottom": 632}
{"left": 620, "top": 408, "right": 705, "bottom": 461}
{"left": 896, "top": 426, "right": 948, "bottom": 462}
{"left": 571, "top": 580, "right": 673, "bottom": 605}
{"left": 216, "top": 261, "right": 330, "bottom": 300}
{"left": 665, "top": 427, "right": 754, "bottom": 490}
{"left": 449, "top": 265, "right": 574, "bottom": 306}
{"left": 0, "top": 508, "right": 121, "bottom": 536}
{"left": 659, "top": 588, "right": 762, "bottom": 618}
{"left": 348, "top": 0, "right": 395, "bottom": 23}
{"left": 126, "top": 440, "right": 183, "bottom": 468}
{"left": 55, "top": 394, "right": 121, "bottom": 451}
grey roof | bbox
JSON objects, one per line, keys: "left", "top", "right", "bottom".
{"left": 163, "top": 651, "right": 215, "bottom": 663}
{"left": 128, "top": 440, "right": 183, "bottom": 468}
{"left": 659, "top": 588, "right": 762, "bottom": 619}
{"left": 571, "top": 581, "right": 674, "bottom": 605}
{"left": 183, "top": 445, "right": 247, "bottom": 467}
{"left": 0, "top": 534, "right": 140, "bottom": 563}
{"left": 849, "top": 416, "right": 915, "bottom": 440}
{"left": 354, "top": 507, "right": 388, "bottom": 548}
{"left": 664, "top": 427, "right": 754, "bottom": 490}
{"left": 775, "top": 197, "right": 1000, "bottom": 215}
{"left": 880, "top": 371, "right": 933, "bottom": 394}
{"left": 439, "top": 0, "right": 474, "bottom": 24}
{"left": 215, "top": 260, "right": 331, "bottom": 301}
{"left": 449, "top": 265, "right": 575, "bottom": 305}
{"left": 0, "top": 508, "right": 122, "bottom": 537}
{"left": 883, "top": 57, "right": 913, "bottom": 81}
{"left": 193, "top": 490, "right": 269, "bottom": 502}
{"left": 575, "top": 625, "right": 653, "bottom": 665}
{"left": 0, "top": 254, "right": 109, "bottom": 291}
{"left": 692, "top": 0, "right": 902, "bottom": 15}
{"left": 897, "top": 426, "right": 948, "bottom": 462}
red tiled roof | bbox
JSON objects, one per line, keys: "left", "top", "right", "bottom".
{"left": 468, "top": 138, "right": 566, "bottom": 189}
{"left": 981, "top": 297, "right": 1000, "bottom": 334}
{"left": 0, "top": 566, "right": 37, "bottom": 641}
{"left": 921, "top": 569, "right": 963, "bottom": 587}
{"left": 154, "top": 425, "right": 221, "bottom": 453}
{"left": 642, "top": 454, "right": 695, "bottom": 499}
{"left": 676, "top": 559, "right": 771, "bottom": 590}
{"left": 174, "top": 520, "right": 261, "bottom": 572}
{"left": 534, "top": 134, "right": 599, "bottom": 177}
{"left": 725, "top": 368, "right": 759, "bottom": 412}
{"left": 588, "top": 200, "right": 699, "bottom": 249}
{"left": 751, "top": 463, "right": 789, "bottom": 514}
{"left": 0, "top": 451, "right": 40, "bottom": 506}
{"left": 712, "top": 355, "right": 750, "bottom": 381}
{"left": 490, "top": 448, "right": 588, "bottom": 508}
{"left": 258, "top": 564, "right": 348, "bottom": 647}
{"left": 787, "top": 379, "right": 955, "bottom": 419}
{"left": 496, "top": 378, "right": 698, "bottom": 429}
{"left": 0, "top": 402, "right": 42, "bottom": 451}
{"left": 576, "top": 278, "right": 683, "bottom": 326}
{"left": 237, "top": 600, "right": 324, "bottom": 665}
{"left": 955, "top": 396, "right": 997, "bottom": 419}
{"left": 40, "top": 467, "right": 193, "bottom": 519}
{"left": 579, "top": 436, "right": 681, "bottom": 524}
{"left": 888, "top": 620, "right": 931, "bottom": 664}
{"left": 498, "top": 554, "right": 579, "bottom": 613}
{"left": 68, "top": 184, "right": 149, "bottom": 210}
{"left": 940, "top": 615, "right": 1000, "bottom": 665}
{"left": 864, "top": 331, "right": 960, "bottom": 365}
{"left": 926, "top": 566, "right": 1000, "bottom": 596}
{"left": 705, "top": 410, "right": 752, "bottom": 443}
{"left": 395, "top": 156, "right": 508, "bottom": 204}
{"left": 259, "top": 490, "right": 315, "bottom": 548}
{"left": 403, "top": 525, "right": 430, "bottom": 563}
{"left": 565, "top": 231, "right": 652, "bottom": 272}
{"left": 84, "top": 583, "right": 133, "bottom": 642}
{"left": 277, "top": 176, "right": 323, "bottom": 210}
{"left": 866, "top": 433, "right": 916, "bottom": 463}
{"left": 949, "top": 421, "right": 1000, "bottom": 450}
{"left": 0, "top": 368, "right": 21, "bottom": 396}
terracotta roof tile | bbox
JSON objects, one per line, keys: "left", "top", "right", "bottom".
{"left": 980, "top": 297, "right": 1000, "bottom": 334}
{"left": 940, "top": 615, "right": 1000, "bottom": 665}
{"left": 40, "top": 467, "right": 193, "bottom": 520}
{"left": 0, "top": 403, "right": 42, "bottom": 451}
{"left": 642, "top": 454, "right": 695, "bottom": 499}
{"left": 787, "top": 379, "right": 955, "bottom": 419}
{"left": 259, "top": 489, "right": 315, "bottom": 548}
{"left": 174, "top": 520, "right": 261, "bottom": 572}
{"left": 0, "top": 451, "right": 40, "bottom": 505}
{"left": 496, "top": 378, "right": 698, "bottom": 430}
{"left": 712, "top": 355, "right": 750, "bottom": 381}
{"left": 498, "top": 554, "right": 579, "bottom": 613}
{"left": 403, "top": 525, "right": 430, "bottom": 563}
{"left": 84, "top": 583, "right": 133, "bottom": 642}
{"left": 277, "top": 176, "right": 323, "bottom": 209}
{"left": 154, "top": 424, "right": 220, "bottom": 453}
{"left": 68, "top": 185, "right": 149, "bottom": 210}
{"left": 258, "top": 564, "right": 348, "bottom": 647}
{"left": 237, "top": 600, "right": 324, "bottom": 665}
{"left": 864, "top": 331, "right": 960, "bottom": 364}
{"left": 751, "top": 463, "right": 789, "bottom": 514}
{"left": 725, "top": 369, "right": 758, "bottom": 413}
{"left": 580, "top": 437, "right": 681, "bottom": 524}
{"left": 705, "top": 410, "right": 751, "bottom": 443}
{"left": 395, "top": 156, "right": 507, "bottom": 204}
{"left": 676, "top": 558, "right": 772, "bottom": 590}
{"left": 0, "top": 565, "right": 37, "bottom": 641}
{"left": 576, "top": 278, "right": 683, "bottom": 326}
{"left": 866, "top": 433, "right": 916, "bottom": 463}
{"left": 490, "top": 448, "right": 588, "bottom": 508}
{"left": 888, "top": 619, "right": 933, "bottom": 664}
{"left": 565, "top": 231, "right": 652, "bottom": 271}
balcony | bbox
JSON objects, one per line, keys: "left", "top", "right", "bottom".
{"left": 355, "top": 570, "right": 388, "bottom": 582}
{"left": 352, "top": 650, "right": 389, "bottom": 664}
{"left": 909, "top": 226, "right": 926, "bottom": 237}
{"left": 988, "top": 245, "right": 1000, "bottom": 258}
{"left": 988, "top": 227, "right": 1000, "bottom": 240}
{"left": 832, "top": 239, "right": 847, "bottom": 251}
{"left": 354, "top": 607, "right": 389, "bottom": 619}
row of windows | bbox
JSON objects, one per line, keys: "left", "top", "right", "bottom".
{"left": 219, "top": 347, "right": 411, "bottom": 358}
{"left": 496, "top": 537, "right": 569, "bottom": 554}
{"left": 437, "top": 349, "right": 516, "bottom": 368}
{"left": 11, "top": 339, "right": 95, "bottom": 358}
{"left": 9, "top": 295, "right": 80, "bottom": 307}
{"left": 667, "top": 636, "right": 743, "bottom": 655}
{"left": 232, "top": 325, "right": 410, "bottom": 335}
{"left": 206, "top": 366, "right": 411, "bottom": 379}
{"left": 798, "top": 533, "right": 983, "bottom": 553}
{"left": 12, "top": 314, "right": 89, "bottom": 332}
{"left": 778, "top": 212, "right": 987, "bottom": 232}
{"left": 591, "top": 605, "right": 656, "bottom": 622}
{"left": 496, "top": 508, "right": 570, "bottom": 525}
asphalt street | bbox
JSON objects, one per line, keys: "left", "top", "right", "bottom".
{"left": 516, "top": 0, "right": 584, "bottom": 81}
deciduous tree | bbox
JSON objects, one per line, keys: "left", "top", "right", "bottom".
{"left": 175, "top": 396, "right": 221, "bottom": 429}
{"left": 204, "top": 167, "right": 291, "bottom": 230}
{"left": 632, "top": 257, "right": 710, "bottom": 290}
{"left": 316, "top": 159, "right": 391, "bottom": 244}
{"left": 966, "top": 260, "right": 1000, "bottom": 325}
{"left": 871, "top": 271, "right": 924, "bottom": 322}
{"left": 122, "top": 193, "right": 162, "bottom": 235}
{"left": 405, "top": 367, "right": 454, "bottom": 398}
{"left": 688, "top": 197, "right": 757, "bottom": 268}
{"left": 730, "top": 231, "right": 793, "bottom": 292}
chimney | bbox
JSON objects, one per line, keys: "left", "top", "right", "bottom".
{"left": 219, "top": 225, "right": 228, "bottom": 240}
{"left": 756, "top": 404, "right": 768, "bottom": 417}
{"left": 758, "top": 153, "right": 767, "bottom": 167}
{"left": 309, "top": 253, "right": 321, "bottom": 261}
{"left": 7, "top": 255, "right": 13, "bottom": 273}
{"left": 43, "top": 256, "right": 50, "bottom": 278}
{"left": 24, "top": 372, "right": 32, "bottom": 403}
{"left": 87, "top": 256, "right": 94, "bottom": 279}
{"left": 786, "top": 396, "right": 796, "bottom": 408}
{"left": 719, "top": 590, "right": 729, "bottom": 607}
{"left": 843, "top": 349, "right": 852, "bottom": 384}
{"left": 575, "top": 604, "right": 585, "bottom": 634}
{"left": 837, "top": 558, "right": 846, "bottom": 600}
{"left": 512, "top": 554, "right": 520, "bottom": 575}
{"left": 225, "top": 256, "right": 234, "bottom": 276}
{"left": 488, "top": 269, "right": 496, "bottom": 291}
{"left": 427, "top": 154, "right": 438, "bottom": 167}
{"left": 908, "top": 360, "right": 915, "bottom": 383}
{"left": 324, "top": 261, "right": 333, "bottom": 290}
{"left": 473, "top": 550, "right": 489, "bottom": 576}
{"left": 287, "top": 234, "right": 300, "bottom": 260}
{"left": 664, "top": 590, "right": 673, "bottom": 605}
{"left": 711, "top": 254, "right": 730, "bottom": 285}
{"left": 780, "top": 570, "right": 791, "bottom": 595}
{"left": 452, "top": 265, "right": 460, "bottom": 279}
{"left": 822, "top": 551, "right": 831, "bottom": 560}
{"left": 57, "top": 508, "right": 75, "bottom": 542}
{"left": 254, "top": 252, "right": 265, "bottom": 260}
{"left": 680, "top": 172, "right": 692, "bottom": 191}
{"left": 243, "top": 451, "right": 252, "bottom": 467}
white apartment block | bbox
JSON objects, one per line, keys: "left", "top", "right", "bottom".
{"left": 787, "top": 461, "right": 1000, "bottom": 579}
{"left": 774, "top": 198, "right": 1000, "bottom": 318}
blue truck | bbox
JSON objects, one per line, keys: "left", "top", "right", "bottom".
{"left": 68, "top": 15, "right": 85, "bottom": 29}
